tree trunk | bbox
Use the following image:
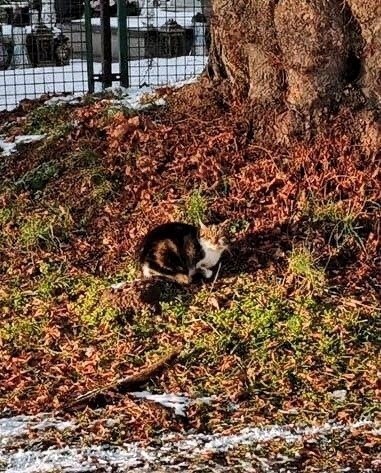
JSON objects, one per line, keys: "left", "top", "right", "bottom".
{"left": 205, "top": 0, "right": 380, "bottom": 140}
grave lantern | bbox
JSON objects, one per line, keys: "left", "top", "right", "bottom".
{"left": 0, "top": 28, "right": 13, "bottom": 70}
{"left": 158, "top": 19, "right": 187, "bottom": 58}
{"left": 0, "top": 38, "right": 13, "bottom": 70}
{"left": 0, "top": 9, "right": 13, "bottom": 69}
{"left": 26, "top": 22, "right": 55, "bottom": 66}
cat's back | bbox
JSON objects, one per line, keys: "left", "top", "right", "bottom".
{"left": 139, "top": 222, "right": 199, "bottom": 260}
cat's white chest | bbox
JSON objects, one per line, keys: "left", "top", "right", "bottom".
{"left": 197, "top": 239, "right": 224, "bottom": 270}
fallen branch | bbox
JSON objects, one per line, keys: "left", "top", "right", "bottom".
{"left": 66, "top": 348, "right": 181, "bottom": 410}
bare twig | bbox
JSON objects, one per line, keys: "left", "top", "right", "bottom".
{"left": 66, "top": 348, "right": 181, "bottom": 409}
{"left": 209, "top": 261, "right": 222, "bottom": 294}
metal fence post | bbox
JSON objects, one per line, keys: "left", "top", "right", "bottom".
{"left": 100, "top": 0, "right": 112, "bottom": 88}
{"left": 117, "top": 0, "right": 129, "bottom": 88}
{"left": 84, "top": 0, "right": 95, "bottom": 93}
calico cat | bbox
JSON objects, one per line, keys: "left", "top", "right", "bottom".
{"left": 139, "top": 221, "right": 229, "bottom": 285}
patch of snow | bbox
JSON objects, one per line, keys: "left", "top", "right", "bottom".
{"left": 2, "top": 445, "right": 151, "bottom": 473}
{"left": 171, "top": 75, "right": 200, "bottom": 88}
{"left": 14, "top": 135, "right": 46, "bottom": 145}
{"left": 0, "top": 135, "right": 45, "bottom": 157}
{"left": 0, "top": 139, "right": 17, "bottom": 157}
{"left": 1, "top": 56, "right": 206, "bottom": 111}
{"left": 198, "top": 422, "right": 348, "bottom": 453}
{"left": 0, "top": 414, "right": 73, "bottom": 447}
{"left": 130, "top": 391, "right": 192, "bottom": 417}
{"left": 103, "top": 85, "right": 159, "bottom": 110}
{"left": 45, "top": 94, "right": 84, "bottom": 106}
{"left": 0, "top": 419, "right": 376, "bottom": 473}
{"left": 44, "top": 75, "right": 199, "bottom": 115}
{"left": 98, "top": 391, "right": 216, "bottom": 417}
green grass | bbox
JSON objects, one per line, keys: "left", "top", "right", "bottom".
{"left": 159, "top": 278, "right": 289, "bottom": 364}
{"left": 209, "top": 282, "right": 286, "bottom": 341}
{"left": 309, "top": 200, "right": 358, "bottom": 227}
{"left": 0, "top": 286, "right": 28, "bottom": 314}
{"left": 15, "top": 161, "right": 60, "bottom": 192}
{"left": 142, "top": 273, "right": 378, "bottom": 398}
{"left": 90, "top": 172, "right": 114, "bottom": 203}
{"left": 288, "top": 246, "right": 326, "bottom": 293}
{"left": 285, "top": 313, "right": 305, "bottom": 338}
{"left": 0, "top": 207, "right": 13, "bottom": 227}
{"left": 23, "top": 104, "right": 73, "bottom": 146}
{"left": 36, "top": 262, "right": 73, "bottom": 300}
{"left": 111, "top": 262, "right": 140, "bottom": 284}
{"left": 103, "top": 103, "right": 136, "bottom": 120}
{"left": 0, "top": 245, "right": 378, "bottom": 421}
{"left": 229, "top": 219, "right": 250, "bottom": 235}
{"left": 18, "top": 207, "right": 72, "bottom": 250}
{"left": 305, "top": 199, "right": 365, "bottom": 250}
{"left": 183, "top": 189, "right": 208, "bottom": 224}
{"left": 71, "top": 276, "right": 121, "bottom": 329}
{"left": 0, "top": 316, "right": 48, "bottom": 349}
{"left": 19, "top": 216, "right": 55, "bottom": 249}
{"left": 25, "top": 104, "right": 67, "bottom": 135}
{"left": 132, "top": 309, "right": 159, "bottom": 338}
{"left": 72, "top": 148, "right": 101, "bottom": 167}
{"left": 0, "top": 206, "right": 15, "bottom": 248}
{"left": 76, "top": 165, "right": 115, "bottom": 205}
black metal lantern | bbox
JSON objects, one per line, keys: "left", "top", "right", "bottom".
{"left": 26, "top": 22, "right": 55, "bottom": 66}
{"left": 158, "top": 19, "right": 187, "bottom": 58}
{"left": 0, "top": 32, "right": 13, "bottom": 70}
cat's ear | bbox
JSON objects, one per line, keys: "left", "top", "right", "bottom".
{"left": 199, "top": 220, "right": 207, "bottom": 231}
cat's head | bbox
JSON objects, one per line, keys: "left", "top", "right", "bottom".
{"left": 199, "top": 220, "right": 229, "bottom": 251}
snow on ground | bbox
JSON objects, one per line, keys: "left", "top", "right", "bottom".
{"left": 0, "top": 56, "right": 206, "bottom": 111}
{"left": 0, "top": 414, "right": 74, "bottom": 447}
{"left": 0, "top": 139, "right": 19, "bottom": 157}
{"left": 0, "top": 134, "right": 46, "bottom": 157}
{"left": 0, "top": 393, "right": 211, "bottom": 447}
{"left": 130, "top": 391, "right": 214, "bottom": 417}
{"left": 0, "top": 411, "right": 376, "bottom": 473}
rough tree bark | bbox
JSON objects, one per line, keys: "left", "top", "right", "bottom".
{"left": 201, "top": 0, "right": 380, "bottom": 142}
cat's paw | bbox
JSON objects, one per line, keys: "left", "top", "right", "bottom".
{"left": 202, "top": 268, "right": 213, "bottom": 279}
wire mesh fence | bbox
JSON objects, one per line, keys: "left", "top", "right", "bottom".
{"left": 0, "top": 0, "right": 209, "bottom": 111}
{"left": 101, "top": 0, "right": 209, "bottom": 89}
{"left": 0, "top": 1, "right": 88, "bottom": 110}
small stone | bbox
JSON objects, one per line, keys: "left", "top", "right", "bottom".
{"left": 330, "top": 389, "right": 347, "bottom": 401}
